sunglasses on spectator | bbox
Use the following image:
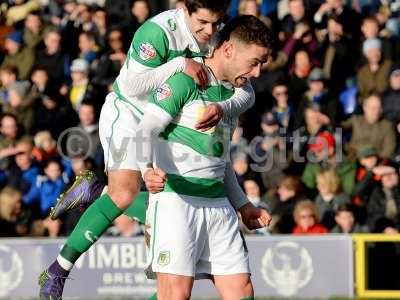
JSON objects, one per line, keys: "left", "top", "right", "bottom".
{"left": 299, "top": 214, "right": 314, "bottom": 219}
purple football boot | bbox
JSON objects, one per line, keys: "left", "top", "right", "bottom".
{"left": 38, "top": 264, "right": 69, "bottom": 300}
{"left": 50, "top": 170, "right": 104, "bottom": 220}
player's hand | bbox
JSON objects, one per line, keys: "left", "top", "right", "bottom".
{"left": 239, "top": 202, "right": 271, "bottom": 230}
{"left": 195, "top": 103, "right": 223, "bottom": 131}
{"left": 184, "top": 58, "right": 208, "bottom": 88}
{"left": 144, "top": 168, "right": 167, "bottom": 194}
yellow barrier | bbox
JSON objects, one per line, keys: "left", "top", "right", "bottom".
{"left": 353, "top": 234, "right": 400, "bottom": 298}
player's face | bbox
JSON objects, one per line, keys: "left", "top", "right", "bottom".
{"left": 186, "top": 8, "right": 222, "bottom": 44}
{"left": 225, "top": 41, "right": 270, "bottom": 87}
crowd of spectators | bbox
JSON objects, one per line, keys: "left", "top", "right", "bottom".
{"left": 0, "top": 0, "right": 399, "bottom": 238}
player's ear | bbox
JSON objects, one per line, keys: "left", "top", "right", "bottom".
{"left": 222, "top": 40, "right": 233, "bottom": 58}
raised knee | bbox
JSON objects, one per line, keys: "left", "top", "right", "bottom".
{"left": 108, "top": 187, "right": 138, "bottom": 209}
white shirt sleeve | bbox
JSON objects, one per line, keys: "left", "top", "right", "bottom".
{"left": 224, "top": 161, "right": 250, "bottom": 210}
{"left": 218, "top": 81, "right": 255, "bottom": 118}
{"left": 135, "top": 104, "right": 173, "bottom": 176}
{"left": 118, "top": 56, "right": 186, "bottom": 99}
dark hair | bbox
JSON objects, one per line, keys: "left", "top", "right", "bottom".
{"left": 1, "top": 112, "right": 18, "bottom": 124}
{"left": 216, "top": 15, "right": 273, "bottom": 49}
{"left": 0, "top": 65, "right": 19, "bottom": 78}
{"left": 184, "top": 0, "right": 230, "bottom": 15}
{"left": 335, "top": 204, "right": 354, "bottom": 215}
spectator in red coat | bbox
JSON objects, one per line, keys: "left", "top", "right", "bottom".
{"left": 292, "top": 200, "right": 328, "bottom": 234}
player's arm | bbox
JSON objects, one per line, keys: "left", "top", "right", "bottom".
{"left": 136, "top": 74, "right": 196, "bottom": 185}
{"left": 118, "top": 22, "right": 206, "bottom": 99}
{"left": 196, "top": 81, "right": 255, "bottom": 131}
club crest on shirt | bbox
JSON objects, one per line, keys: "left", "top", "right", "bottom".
{"left": 139, "top": 42, "right": 156, "bottom": 60}
{"left": 157, "top": 251, "right": 170, "bottom": 266}
{"left": 168, "top": 18, "right": 177, "bottom": 31}
{"left": 156, "top": 83, "right": 172, "bottom": 101}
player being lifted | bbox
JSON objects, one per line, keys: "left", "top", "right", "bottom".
{"left": 138, "top": 15, "right": 272, "bottom": 300}
{"left": 39, "top": 1, "right": 271, "bottom": 299}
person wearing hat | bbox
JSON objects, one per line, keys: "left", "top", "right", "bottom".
{"left": 68, "top": 58, "right": 92, "bottom": 111}
{"left": 353, "top": 145, "right": 381, "bottom": 207}
{"left": 302, "top": 130, "right": 357, "bottom": 196}
{"left": 296, "top": 67, "right": 338, "bottom": 127}
{"left": 357, "top": 38, "right": 392, "bottom": 101}
{"left": 382, "top": 62, "right": 400, "bottom": 123}
{"left": 1, "top": 31, "right": 35, "bottom": 80}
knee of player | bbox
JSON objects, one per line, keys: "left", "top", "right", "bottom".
{"left": 107, "top": 187, "right": 139, "bottom": 208}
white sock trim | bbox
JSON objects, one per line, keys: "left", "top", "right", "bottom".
{"left": 57, "top": 255, "right": 74, "bottom": 271}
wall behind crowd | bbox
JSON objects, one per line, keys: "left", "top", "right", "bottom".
{"left": 0, "top": 0, "right": 399, "bottom": 238}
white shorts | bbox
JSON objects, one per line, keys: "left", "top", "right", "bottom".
{"left": 145, "top": 192, "right": 250, "bottom": 278}
{"left": 99, "top": 92, "right": 141, "bottom": 171}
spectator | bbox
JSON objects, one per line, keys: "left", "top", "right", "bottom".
{"left": 231, "top": 126, "right": 248, "bottom": 158}
{"left": 1, "top": 31, "right": 35, "bottom": 80}
{"left": 330, "top": 204, "right": 369, "bottom": 233}
{"left": 23, "top": 158, "right": 70, "bottom": 217}
{"left": 382, "top": 62, "right": 400, "bottom": 124}
{"left": 270, "top": 80, "right": 295, "bottom": 132}
{"left": 26, "top": 66, "right": 50, "bottom": 106}
{"left": 34, "top": 85, "right": 78, "bottom": 139}
{"left": 0, "top": 66, "right": 18, "bottom": 106}
{"left": 341, "top": 94, "right": 396, "bottom": 159}
{"left": 313, "top": 0, "right": 360, "bottom": 38}
{"left": 316, "top": 16, "right": 355, "bottom": 95}
{"left": 7, "top": 137, "right": 40, "bottom": 198}
{"left": 92, "top": 7, "right": 107, "bottom": 49}
{"left": 315, "top": 168, "right": 350, "bottom": 229}
{"left": 32, "top": 131, "right": 58, "bottom": 162}
{"left": 238, "top": 0, "right": 271, "bottom": 26}
{"left": 78, "top": 31, "right": 98, "bottom": 68}
{"left": 67, "top": 101, "right": 102, "bottom": 166}
{"left": 256, "top": 111, "right": 290, "bottom": 189}
{"left": 243, "top": 178, "right": 268, "bottom": 209}
{"left": 288, "top": 50, "right": 312, "bottom": 103}
{"left": 367, "top": 165, "right": 400, "bottom": 233}
{"left": 279, "top": 0, "right": 309, "bottom": 42}
{"left": 292, "top": 200, "right": 328, "bottom": 234}
{"left": 353, "top": 146, "right": 381, "bottom": 207}
{"left": 0, "top": 186, "right": 27, "bottom": 237}
{"left": 36, "top": 29, "right": 69, "bottom": 86}
{"left": 267, "top": 175, "right": 306, "bottom": 233}
{"left": 23, "top": 11, "right": 48, "bottom": 50}
{"left": 131, "top": 0, "right": 151, "bottom": 25}
{"left": 296, "top": 68, "right": 339, "bottom": 127}
{"left": 357, "top": 38, "right": 392, "bottom": 100}
{"left": 0, "top": 113, "right": 22, "bottom": 169}
{"left": 67, "top": 58, "right": 93, "bottom": 111}
{"left": 232, "top": 152, "right": 249, "bottom": 187}
{"left": 360, "top": 16, "right": 394, "bottom": 61}
{"left": 5, "top": 81, "right": 34, "bottom": 133}
{"left": 302, "top": 131, "right": 357, "bottom": 196}
{"left": 282, "top": 22, "right": 319, "bottom": 70}
{"left": 92, "top": 28, "right": 126, "bottom": 92}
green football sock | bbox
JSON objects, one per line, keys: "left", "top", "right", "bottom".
{"left": 241, "top": 297, "right": 254, "bottom": 300}
{"left": 147, "top": 293, "right": 157, "bottom": 300}
{"left": 59, "top": 194, "right": 122, "bottom": 265}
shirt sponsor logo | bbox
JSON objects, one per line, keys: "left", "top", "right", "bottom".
{"left": 139, "top": 42, "right": 156, "bottom": 61}
{"left": 156, "top": 83, "right": 172, "bottom": 101}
